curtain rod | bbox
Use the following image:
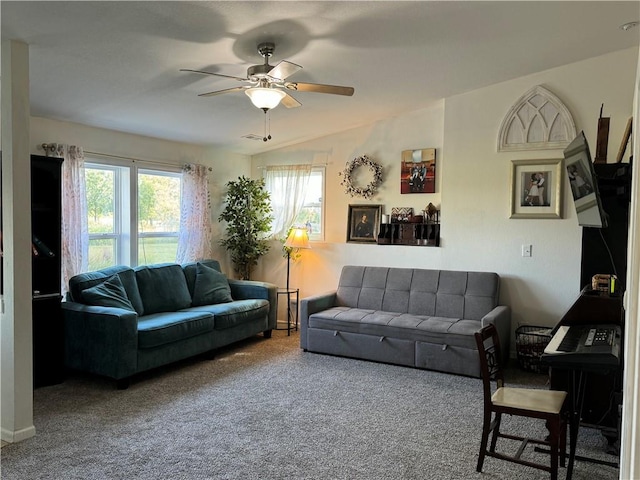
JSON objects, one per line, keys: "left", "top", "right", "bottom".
{"left": 256, "top": 162, "right": 328, "bottom": 170}
{"left": 85, "top": 150, "right": 212, "bottom": 171}
{"left": 40, "top": 144, "right": 211, "bottom": 171}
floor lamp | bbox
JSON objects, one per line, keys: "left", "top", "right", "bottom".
{"left": 283, "top": 227, "right": 310, "bottom": 333}
{"left": 284, "top": 227, "right": 310, "bottom": 291}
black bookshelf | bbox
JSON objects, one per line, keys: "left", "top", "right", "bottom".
{"left": 31, "top": 154, "right": 65, "bottom": 387}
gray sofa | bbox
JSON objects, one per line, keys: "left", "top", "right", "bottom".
{"left": 300, "top": 265, "right": 510, "bottom": 377}
{"left": 62, "top": 260, "right": 277, "bottom": 388}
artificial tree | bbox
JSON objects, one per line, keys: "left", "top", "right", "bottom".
{"left": 219, "top": 176, "right": 273, "bottom": 280}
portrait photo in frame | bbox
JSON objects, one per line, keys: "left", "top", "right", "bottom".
{"left": 401, "top": 148, "right": 436, "bottom": 194}
{"left": 347, "top": 204, "right": 382, "bottom": 243}
{"left": 510, "top": 158, "right": 563, "bottom": 219}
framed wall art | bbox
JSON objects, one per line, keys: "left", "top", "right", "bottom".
{"left": 401, "top": 148, "right": 436, "bottom": 194}
{"left": 347, "top": 204, "right": 382, "bottom": 243}
{"left": 510, "top": 158, "right": 563, "bottom": 219}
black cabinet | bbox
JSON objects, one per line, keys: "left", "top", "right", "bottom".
{"left": 31, "top": 155, "right": 65, "bottom": 387}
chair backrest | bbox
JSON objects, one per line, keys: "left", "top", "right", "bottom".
{"left": 475, "top": 324, "right": 505, "bottom": 403}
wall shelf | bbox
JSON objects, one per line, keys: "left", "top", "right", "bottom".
{"left": 377, "top": 221, "right": 440, "bottom": 247}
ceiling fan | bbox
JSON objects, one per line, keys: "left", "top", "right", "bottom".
{"left": 181, "top": 42, "right": 355, "bottom": 112}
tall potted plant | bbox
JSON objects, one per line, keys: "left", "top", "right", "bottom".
{"left": 219, "top": 176, "right": 273, "bottom": 280}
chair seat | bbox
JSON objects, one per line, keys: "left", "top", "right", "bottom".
{"left": 492, "top": 387, "right": 567, "bottom": 414}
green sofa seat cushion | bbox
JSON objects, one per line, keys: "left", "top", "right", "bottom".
{"left": 137, "top": 311, "right": 215, "bottom": 349}
{"left": 183, "top": 299, "right": 269, "bottom": 330}
{"left": 81, "top": 274, "right": 136, "bottom": 312}
{"left": 192, "top": 262, "right": 233, "bottom": 306}
{"left": 135, "top": 263, "right": 192, "bottom": 315}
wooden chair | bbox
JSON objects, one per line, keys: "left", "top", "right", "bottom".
{"left": 474, "top": 324, "right": 568, "bottom": 480}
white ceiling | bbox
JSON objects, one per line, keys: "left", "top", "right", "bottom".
{"left": 2, "top": 1, "right": 639, "bottom": 156}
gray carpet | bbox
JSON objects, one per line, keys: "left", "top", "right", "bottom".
{"left": 1, "top": 330, "right": 619, "bottom": 479}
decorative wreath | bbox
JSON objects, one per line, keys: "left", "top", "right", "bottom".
{"left": 338, "top": 155, "right": 383, "bottom": 199}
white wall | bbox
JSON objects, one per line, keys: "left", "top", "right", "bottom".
{"left": 252, "top": 47, "right": 638, "bottom": 351}
{"left": 29, "top": 116, "right": 252, "bottom": 274}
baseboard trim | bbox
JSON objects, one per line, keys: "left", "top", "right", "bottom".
{"left": 1, "top": 425, "right": 36, "bottom": 443}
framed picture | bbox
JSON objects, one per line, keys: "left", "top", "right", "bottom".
{"left": 347, "top": 204, "right": 382, "bottom": 243}
{"left": 510, "top": 158, "right": 563, "bottom": 219}
{"left": 401, "top": 148, "right": 436, "bottom": 194}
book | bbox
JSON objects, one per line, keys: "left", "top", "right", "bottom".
{"left": 32, "top": 235, "right": 55, "bottom": 257}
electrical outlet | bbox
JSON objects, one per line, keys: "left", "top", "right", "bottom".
{"left": 522, "top": 244, "right": 532, "bottom": 257}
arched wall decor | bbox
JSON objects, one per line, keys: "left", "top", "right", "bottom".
{"left": 498, "top": 85, "right": 576, "bottom": 152}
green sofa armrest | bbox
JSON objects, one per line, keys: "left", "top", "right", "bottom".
{"left": 228, "top": 280, "right": 278, "bottom": 330}
{"left": 62, "top": 301, "right": 138, "bottom": 380}
{"left": 481, "top": 305, "right": 512, "bottom": 363}
{"left": 299, "top": 291, "right": 338, "bottom": 350}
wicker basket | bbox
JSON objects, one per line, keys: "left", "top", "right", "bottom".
{"left": 515, "top": 325, "right": 553, "bottom": 374}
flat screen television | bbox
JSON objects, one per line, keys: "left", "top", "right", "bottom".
{"left": 563, "top": 131, "right": 608, "bottom": 228}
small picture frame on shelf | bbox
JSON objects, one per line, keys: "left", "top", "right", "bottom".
{"left": 347, "top": 204, "right": 382, "bottom": 243}
{"left": 391, "top": 207, "right": 413, "bottom": 222}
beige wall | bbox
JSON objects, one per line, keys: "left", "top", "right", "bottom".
{"left": 252, "top": 47, "right": 638, "bottom": 350}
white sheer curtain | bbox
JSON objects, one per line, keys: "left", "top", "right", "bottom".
{"left": 61, "top": 145, "right": 88, "bottom": 294}
{"left": 264, "top": 164, "right": 312, "bottom": 238}
{"left": 176, "top": 163, "right": 212, "bottom": 263}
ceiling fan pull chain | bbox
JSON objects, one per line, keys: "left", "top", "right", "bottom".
{"left": 263, "top": 111, "right": 273, "bottom": 142}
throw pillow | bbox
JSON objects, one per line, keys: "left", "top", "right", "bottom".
{"left": 81, "top": 274, "right": 136, "bottom": 312}
{"left": 192, "top": 262, "right": 233, "bottom": 306}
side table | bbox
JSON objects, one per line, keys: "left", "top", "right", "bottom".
{"left": 276, "top": 288, "right": 299, "bottom": 336}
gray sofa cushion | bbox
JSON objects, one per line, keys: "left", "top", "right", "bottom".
{"left": 81, "top": 275, "right": 136, "bottom": 312}
{"left": 309, "top": 308, "right": 478, "bottom": 349}
{"left": 335, "top": 266, "right": 499, "bottom": 320}
{"left": 135, "top": 263, "right": 192, "bottom": 314}
{"left": 68, "top": 265, "right": 145, "bottom": 315}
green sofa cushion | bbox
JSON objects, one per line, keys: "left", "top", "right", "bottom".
{"left": 137, "top": 311, "right": 215, "bottom": 349}
{"left": 135, "top": 263, "right": 192, "bottom": 315}
{"left": 182, "top": 260, "right": 222, "bottom": 297}
{"left": 192, "top": 262, "right": 233, "bottom": 306}
{"left": 68, "top": 265, "right": 145, "bottom": 315}
{"left": 184, "top": 299, "right": 269, "bottom": 330}
{"left": 81, "top": 274, "right": 136, "bottom": 312}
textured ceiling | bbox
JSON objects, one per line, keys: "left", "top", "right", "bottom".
{"left": 2, "top": 1, "right": 639, "bottom": 156}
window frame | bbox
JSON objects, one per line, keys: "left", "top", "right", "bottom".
{"left": 84, "top": 157, "right": 182, "bottom": 268}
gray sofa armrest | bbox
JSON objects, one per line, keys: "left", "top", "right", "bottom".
{"left": 299, "top": 291, "right": 337, "bottom": 350}
{"left": 228, "top": 280, "right": 278, "bottom": 330}
{"left": 62, "top": 301, "right": 138, "bottom": 380}
{"left": 481, "top": 305, "right": 512, "bottom": 363}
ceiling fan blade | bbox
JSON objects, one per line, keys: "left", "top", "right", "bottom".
{"left": 286, "top": 82, "right": 354, "bottom": 96}
{"left": 281, "top": 93, "right": 302, "bottom": 109}
{"left": 180, "top": 69, "right": 248, "bottom": 82}
{"left": 268, "top": 60, "right": 303, "bottom": 81}
{"left": 198, "top": 86, "right": 248, "bottom": 97}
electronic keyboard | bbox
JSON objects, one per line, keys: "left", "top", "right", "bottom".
{"left": 542, "top": 324, "right": 621, "bottom": 368}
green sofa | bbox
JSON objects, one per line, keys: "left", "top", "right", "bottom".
{"left": 62, "top": 260, "right": 277, "bottom": 388}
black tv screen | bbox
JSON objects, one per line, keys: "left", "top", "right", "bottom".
{"left": 563, "top": 131, "right": 608, "bottom": 228}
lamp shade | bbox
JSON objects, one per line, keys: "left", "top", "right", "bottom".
{"left": 284, "top": 227, "right": 310, "bottom": 249}
{"left": 245, "top": 87, "right": 286, "bottom": 110}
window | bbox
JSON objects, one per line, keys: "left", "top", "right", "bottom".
{"left": 85, "top": 161, "right": 181, "bottom": 271}
{"left": 293, "top": 168, "right": 324, "bottom": 241}
{"left": 265, "top": 166, "right": 325, "bottom": 242}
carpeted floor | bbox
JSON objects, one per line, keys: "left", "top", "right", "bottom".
{"left": 0, "top": 330, "right": 619, "bottom": 479}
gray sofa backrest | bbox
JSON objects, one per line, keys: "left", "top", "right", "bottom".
{"left": 336, "top": 266, "right": 499, "bottom": 320}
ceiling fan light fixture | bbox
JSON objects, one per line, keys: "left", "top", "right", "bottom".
{"left": 245, "top": 87, "right": 286, "bottom": 110}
